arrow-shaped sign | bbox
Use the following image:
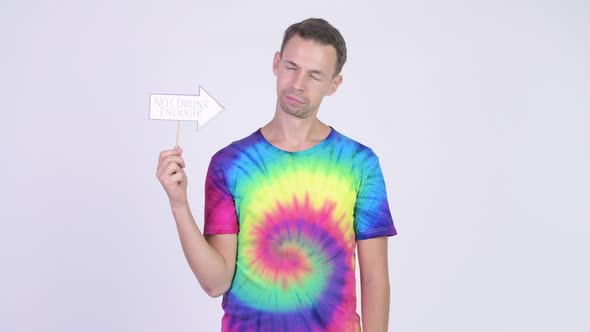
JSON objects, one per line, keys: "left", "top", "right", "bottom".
{"left": 149, "top": 86, "right": 224, "bottom": 131}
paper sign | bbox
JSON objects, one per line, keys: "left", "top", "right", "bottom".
{"left": 149, "top": 86, "right": 224, "bottom": 130}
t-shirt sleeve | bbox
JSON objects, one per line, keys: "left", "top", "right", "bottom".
{"left": 203, "top": 153, "right": 239, "bottom": 235}
{"left": 354, "top": 149, "right": 397, "bottom": 240}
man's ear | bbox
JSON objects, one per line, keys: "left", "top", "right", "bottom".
{"left": 272, "top": 51, "right": 281, "bottom": 76}
{"left": 326, "top": 75, "right": 343, "bottom": 96}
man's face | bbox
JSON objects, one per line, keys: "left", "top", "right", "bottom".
{"left": 273, "top": 35, "right": 343, "bottom": 119}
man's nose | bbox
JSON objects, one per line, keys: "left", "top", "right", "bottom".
{"left": 292, "top": 72, "right": 306, "bottom": 91}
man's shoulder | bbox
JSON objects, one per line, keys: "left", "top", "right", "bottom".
{"left": 331, "top": 127, "right": 378, "bottom": 158}
{"left": 209, "top": 130, "right": 260, "bottom": 164}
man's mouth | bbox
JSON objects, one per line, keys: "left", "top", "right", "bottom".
{"left": 285, "top": 95, "right": 305, "bottom": 104}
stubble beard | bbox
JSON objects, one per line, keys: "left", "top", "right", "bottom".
{"left": 278, "top": 91, "right": 313, "bottom": 119}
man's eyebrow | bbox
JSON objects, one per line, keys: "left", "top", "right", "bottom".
{"left": 285, "top": 60, "right": 300, "bottom": 68}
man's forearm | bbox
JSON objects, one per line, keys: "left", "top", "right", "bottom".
{"left": 361, "top": 277, "right": 390, "bottom": 332}
{"left": 171, "top": 203, "right": 233, "bottom": 297}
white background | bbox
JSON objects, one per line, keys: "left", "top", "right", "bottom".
{"left": 1, "top": 0, "right": 588, "bottom": 331}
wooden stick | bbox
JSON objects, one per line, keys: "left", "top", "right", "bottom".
{"left": 175, "top": 120, "right": 180, "bottom": 147}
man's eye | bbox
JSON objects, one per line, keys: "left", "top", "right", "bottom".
{"left": 286, "top": 67, "right": 296, "bottom": 71}
{"left": 311, "top": 75, "right": 321, "bottom": 81}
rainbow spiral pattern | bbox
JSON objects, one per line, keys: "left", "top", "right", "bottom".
{"left": 204, "top": 128, "right": 396, "bottom": 331}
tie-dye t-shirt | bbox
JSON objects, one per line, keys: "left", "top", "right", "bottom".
{"left": 204, "top": 127, "right": 396, "bottom": 332}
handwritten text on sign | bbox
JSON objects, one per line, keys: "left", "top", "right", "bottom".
{"left": 150, "top": 95, "right": 209, "bottom": 120}
{"left": 149, "top": 86, "right": 224, "bottom": 130}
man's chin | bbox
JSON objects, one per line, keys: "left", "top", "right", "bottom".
{"left": 279, "top": 103, "right": 309, "bottom": 118}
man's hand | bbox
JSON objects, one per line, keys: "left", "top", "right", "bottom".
{"left": 156, "top": 146, "right": 188, "bottom": 208}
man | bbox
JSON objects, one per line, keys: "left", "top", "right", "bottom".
{"left": 157, "top": 18, "right": 396, "bottom": 331}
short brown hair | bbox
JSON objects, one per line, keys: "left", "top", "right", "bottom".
{"left": 280, "top": 18, "right": 347, "bottom": 76}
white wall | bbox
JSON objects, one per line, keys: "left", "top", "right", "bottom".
{"left": 1, "top": 0, "right": 588, "bottom": 331}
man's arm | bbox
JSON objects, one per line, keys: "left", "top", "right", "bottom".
{"left": 157, "top": 147, "right": 237, "bottom": 298}
{"left": 172, "top": 205, "right": 237, "bottom": 297}
{"left": 358, "top": 236, "right": 390, "bottom": 332}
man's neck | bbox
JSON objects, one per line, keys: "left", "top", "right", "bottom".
{"left": 261, "top": 113, "right": 331, "bottom": 152}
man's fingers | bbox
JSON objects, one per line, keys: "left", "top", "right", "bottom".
{"left": 164, "top": 155, "right": 186, "bottom": 169}
{"left": 164, "top": 168, "right": 186, "bottom": 187}
{"left": 162, "top": 161, "right": 182, "bottom": 178}
{"left": 157, "top": 160, "right": 179, "bottom": 180}
{"left": 156, "top": 155, "right": 186, "bottom": 177}
{"left": 158, "top": 146, "right": 183, "bottom": 162}
{"left": 168, "top": 171, "right": 185, "bottom": 185}
{"left": 157, "top": 155, "right": 186, "bottom": 172}
{"left": 157, "top": 149, "right": 178, "bottom": 176}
